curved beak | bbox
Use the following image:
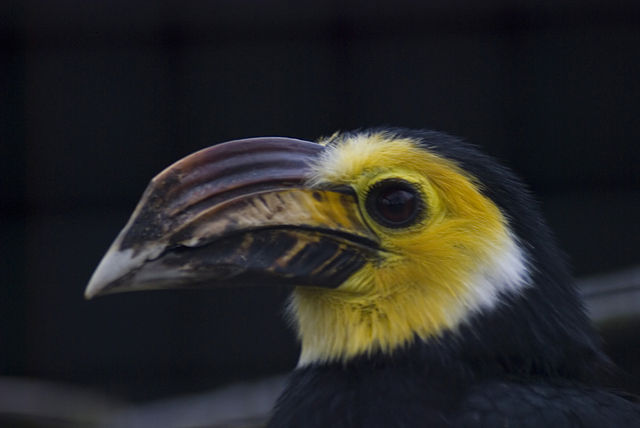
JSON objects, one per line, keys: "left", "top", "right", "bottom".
{"left": 85, "top": 137, "right": 380, "bottom": 299}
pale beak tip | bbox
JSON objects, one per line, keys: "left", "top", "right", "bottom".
{"left": 84, "top": 259, "right": 117, "bottom": 300}
{"left": 84, "top": 246, "right": 145, "bottom": 300}
{"left": 84, "top": 287, "right": 97, "bottom": 300}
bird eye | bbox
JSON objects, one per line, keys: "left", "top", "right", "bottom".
{"left": 365, "top": 179, "right": 424, "bottom": 228}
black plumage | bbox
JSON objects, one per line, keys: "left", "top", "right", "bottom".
{"left": 271, "top": 348, "right": 640, "bottom": 427}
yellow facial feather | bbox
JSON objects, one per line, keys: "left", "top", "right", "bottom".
{"left": 292, "top": 132, "right": 528, "bottom": 365}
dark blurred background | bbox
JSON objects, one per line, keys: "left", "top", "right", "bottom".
{"left": 1, "top": 0, "right": 639, "bottom": 422}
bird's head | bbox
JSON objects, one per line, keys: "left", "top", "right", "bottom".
{"left": 86, "top": 128, "right": 598, "bottom": 370}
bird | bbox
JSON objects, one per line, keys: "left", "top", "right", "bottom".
{"left": 85, "top": 128, "right": 640, "bottom": 427}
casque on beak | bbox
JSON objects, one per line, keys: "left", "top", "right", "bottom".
{"left": 85, "top": 137, "right": 380, "bottom": 299}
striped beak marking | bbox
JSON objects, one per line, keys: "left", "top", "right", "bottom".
{"left": 85, "top": 137, "right": 381, "bottom": 299}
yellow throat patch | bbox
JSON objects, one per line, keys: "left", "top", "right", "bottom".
{"left": 290, "top": 132, "right": 529, "bottom": 366}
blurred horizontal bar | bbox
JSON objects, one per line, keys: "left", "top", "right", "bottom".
{"left": 580, "top": 265, "right": 640, "bottom": 324}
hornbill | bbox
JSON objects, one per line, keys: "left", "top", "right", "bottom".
{"left": 85, "top": 128, "right": 640, "bottom": 427}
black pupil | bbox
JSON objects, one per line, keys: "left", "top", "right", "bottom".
{"left": 376, "top": 188, "right": 416, "bottom": 223}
